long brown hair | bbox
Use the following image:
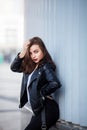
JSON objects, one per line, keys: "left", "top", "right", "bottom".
{"left": 21, "top": 37, "right": 56, "bottom": 73}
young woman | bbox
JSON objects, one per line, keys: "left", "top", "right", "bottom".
{"left": 10, "top": 37, "right": 61, "bottom": 130}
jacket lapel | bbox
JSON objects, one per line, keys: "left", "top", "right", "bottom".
{"left": 29, "top": 69, "right": 42, "bottom": 85}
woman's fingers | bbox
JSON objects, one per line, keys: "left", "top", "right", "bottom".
{"left": 19, "top": 40, "right": 30, "bottom": 58}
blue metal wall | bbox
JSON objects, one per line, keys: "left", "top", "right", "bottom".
{"left": 24, "top": 0, "right": 87, "bottom": 126}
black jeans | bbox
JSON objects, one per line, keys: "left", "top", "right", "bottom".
{"left": 24, "top": 98, "right": 59, "bottom": 130}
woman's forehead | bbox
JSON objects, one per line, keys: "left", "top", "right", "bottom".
{"left": 30, "top": 44, "right": 40, "bottom": 51}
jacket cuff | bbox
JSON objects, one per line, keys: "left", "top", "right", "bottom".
{"left": 15, "top": 52, "right": 24, "bottom": 61}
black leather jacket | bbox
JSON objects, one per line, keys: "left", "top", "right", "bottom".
{"left": 10, "top": 54, "right": 61, "bottom": 114}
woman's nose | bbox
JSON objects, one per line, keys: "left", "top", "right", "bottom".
{"left": 32, "top": 54, "right": 35, "bottom": 58}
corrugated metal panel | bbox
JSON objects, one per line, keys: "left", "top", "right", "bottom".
{"left": 24, "top": 0, "right": 87, "bottom": 126}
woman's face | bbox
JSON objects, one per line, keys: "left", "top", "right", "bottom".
{"left": 29, "top": 44, "right": 44, "bottom": 63}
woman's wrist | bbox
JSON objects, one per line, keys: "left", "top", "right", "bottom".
{"left": 19, "top": 51, "right": 26, "bottom": 58}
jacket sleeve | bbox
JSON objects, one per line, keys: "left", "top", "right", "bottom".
{"left": 40, "top": 63, "right": 61, "bottom": 97}
{"left": 10, "top": 53, "right": 23, "bottom": 72}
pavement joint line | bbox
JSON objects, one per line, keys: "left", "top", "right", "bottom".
{"left": 0, "top": 95, "right": 18, "bottom": 103}
{"left": 0, "top": 109, "right": 19, "bottom": 113}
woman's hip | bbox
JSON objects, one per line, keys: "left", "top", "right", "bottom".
{"left": 45, "top": 97, "right": 59, "bottom": 117}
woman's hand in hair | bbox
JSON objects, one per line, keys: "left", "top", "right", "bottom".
{"left": 19, "top": 40, "right": 30, "bottom": 58}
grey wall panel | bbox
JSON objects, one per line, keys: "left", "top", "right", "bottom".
{"left": 79, "top": 0, "right": 87, "bottom": 126}
{"left": 24, "top": 0, "right": 87, "bottom": 126}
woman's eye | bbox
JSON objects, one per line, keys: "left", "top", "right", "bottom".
{"left": 34, "top": 50, "right": 38, "bottom": 53}
{"left": 29, "top": 50, "right": 39, "bottom": 55}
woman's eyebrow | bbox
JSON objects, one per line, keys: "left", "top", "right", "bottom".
{"left": 30, "top": 49, "right": 38, "bottom": 53}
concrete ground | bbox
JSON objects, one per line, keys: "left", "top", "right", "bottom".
{"left": 0, "top": 63, "right": 32, "bottom": 130}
